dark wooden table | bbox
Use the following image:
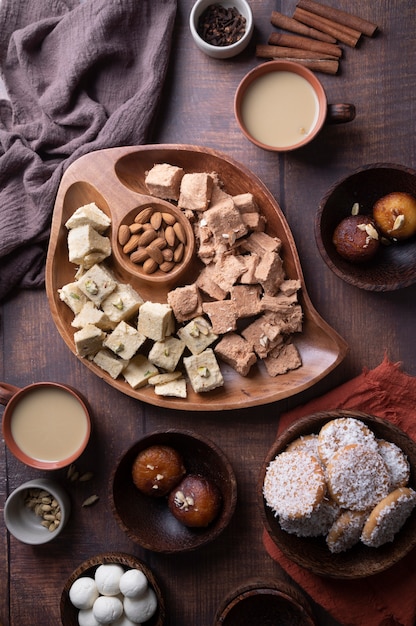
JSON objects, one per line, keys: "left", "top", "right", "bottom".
{"left": 1, "top": 1, "right": 416, "bottom": 625}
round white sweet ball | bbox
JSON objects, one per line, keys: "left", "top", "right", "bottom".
{"left": 69, "top": 576, "right": 99, "bottom": 610}
{"left": 119, "top": 569, "right": 148, "bottom": 598}
{"left": 123, "top": 587, "right": 158, "bottom": 623}
{"left": 93, "top": 595, "right": 123, "bottom": 624}
{"left": 95, "top": 564, "right": 125, "bottom": 596}
{"left": 110, "top": 616, "right": 137, "bottom": 626}
{"left": 78, "top": 608, "right": 101, "bottom": 626}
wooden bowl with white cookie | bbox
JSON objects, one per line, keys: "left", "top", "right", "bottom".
{"left": 259, "top": 410, "right": 416, "bottom": 578}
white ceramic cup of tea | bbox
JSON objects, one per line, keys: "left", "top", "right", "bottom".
{"left": 1, "top": 381, "right": 91, "bottom": 470}
{"left": 234, "top": 60, "right": 355, "bottom": 152}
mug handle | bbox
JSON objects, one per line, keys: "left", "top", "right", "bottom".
{"left": 326, "top": 103, "right": 356, "bottom": 124}
{"left": 0, "top": 383, "right": 21, "bottom": 406}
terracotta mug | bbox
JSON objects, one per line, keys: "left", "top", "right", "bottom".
{"left": 234, "top": 60, "right": 356, "bottom": 152}
{"left": 1, "top": 381, "right": 91, "bottom": 470}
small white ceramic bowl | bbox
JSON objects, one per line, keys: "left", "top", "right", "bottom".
{"left": 189, "top": 0, "right": 253, "bottom": 59}
{"left": 4, "top": 478, "right": 71, "bottom": 545}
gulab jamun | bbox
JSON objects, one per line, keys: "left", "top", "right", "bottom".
{"left": 373, "top": 191, "right": 416, "bottom": 240}
{"left": 132, "top": 445, "right": 186, "bottom": 497}
{"left": 332, "top": 214, "right": 380, "bottom": 263}
{"left": 168, "top": 474, "right": 222, "bottom": 527}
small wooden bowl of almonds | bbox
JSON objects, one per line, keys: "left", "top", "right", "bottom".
{"left": 113, "top": 200, "right": 196, "bottom": 288}
{"left": 4, "top": 478, "right": 71, "bottom": 544}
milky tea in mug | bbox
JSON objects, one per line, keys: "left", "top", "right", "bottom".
{"left": 3, "top": 383, "right": 91, "bottom": 469}
{"left": 235, "top": 61, "right": 355, "bottom": 152}
{"left": 240, "top": 70, "right": 320, "bottom": 150}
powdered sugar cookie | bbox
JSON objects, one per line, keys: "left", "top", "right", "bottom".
{"left": 326, "top": 510, "right": 368, "bottom": 553}
{"left": 279, "top": 497, "right": 340, "bottom": 538}
{"left": 327, "top": 443, "right": 390, "bottom": 511}
{"left": 377, "top": 439, "right": 410, "bottom": 490}
{"left": 361, "top": 487, "right": 416, "bottom": 548}
{"left": 318, "top": 417, "right": 378, "bottom": 466}
{"left": 263, "top": 450, "right": 326, "bottom": 520}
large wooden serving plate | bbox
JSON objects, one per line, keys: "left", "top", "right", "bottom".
{"left": 46, "top": 145, "right": 348, "bottom": 411}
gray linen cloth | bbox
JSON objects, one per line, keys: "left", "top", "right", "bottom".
{"left": 0, "top": 0, "right": 177, "bottom": 302}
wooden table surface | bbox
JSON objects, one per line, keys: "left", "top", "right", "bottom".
{"left": 1, "top": 1, "right": 416, "bottom": 625}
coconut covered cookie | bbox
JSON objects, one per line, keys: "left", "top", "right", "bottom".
{"left": 263, "top": 417, "right": 415, "bottom": 554}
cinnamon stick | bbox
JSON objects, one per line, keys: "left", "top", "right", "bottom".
{"left": 286, "top": 58, "right": 339, "bottom": 75}
{"left": 268, "top": 32, "right": 342, "bottom": 58}
{"left": 256, "top": 44, "right": 338, "bottom": 61}
{"left": 270, "top": 11, "right": 337, "bottom": 44}
{"left": 293, "top": 7, "right": 361, "bottom": 47}
{"left": 296, "top": 0, "right": 378, "bottom": 37}
{"left": 255, "top": 46, "right": 339, "bottom": 75}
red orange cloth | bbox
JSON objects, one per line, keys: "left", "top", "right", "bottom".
{"left": 263, "top": 356, "right": 416, "bottom": 626}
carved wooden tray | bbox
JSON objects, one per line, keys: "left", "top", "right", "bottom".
{"left": 46, "top": 145, "right": 348, "bottom": 411}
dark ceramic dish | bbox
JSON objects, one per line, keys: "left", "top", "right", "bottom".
{"left": 110, "top": 429, "right": 237, "bottom": 553}
{"left": 213, "top": 578, "right": 317, "bottom": 625}
{"left": 315, "top": 163, "right": 416, "bottom": 291}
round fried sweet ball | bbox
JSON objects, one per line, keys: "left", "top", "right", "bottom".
{"left": 373, "top": 191, "right": 416, "bottom": 240}
{"left": 332, "top": 214, "right": 380, "bottom": 263}
{"left": 132, "top": 445, "right": 186, "bottom": 497}
{"left": 168, "top": 474, "right": 222, "bottom": 527}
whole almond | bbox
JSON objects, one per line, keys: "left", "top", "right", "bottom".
{"left": 134, "top": 207, "right": 154, "bottom": 224}
{"left": 143, "top": 258, "right": 159, "bottom": 274}
{"left": 123, "top": 234, "right": 141, "bottom": 254}
{"left": 159, "top": 261, "right": 175, "bottom": 272}
{"left": 129, "top": 223, "right": 144, "bottom": 234}
{"left": 150, "top": 211, "right": 162, "bottom": 230}
{"left": 118, "top": 224, "right": 130, "bottom": 246}
{"left": 165, "top": 225, "right": 176, "bottom": 247}
{"left": 130, "top": 248, "right": 149, "bottom": 264}
{"left": 138, "top": 228, "right": 158, "bottom": 246}
{"left": 162, "top": 212, "right": 177, "bottom": 226}
{"left": 162, "top": 248, "right": 174, "bottom": 262}
{"left": 146, "top": 244, "right": 164, "bottom": 265}
{"left": 173, "top": 221, "right": 186, "bottom": 244}
{"left": 173, "top": 242, "right": 185, "bottom": 262}
{"left": 151, "top": 236, "right": 167, "bottom": 250}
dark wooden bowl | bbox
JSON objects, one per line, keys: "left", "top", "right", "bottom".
{"left": 213, "top": 578, "right": 317, "bottom": 625}
{"left": 46, "top": 144, "right": 348, "bottom": 411}
{"left": 259, "top": 410, "right": 416, "bottom": 579}
{"left": 110, "top": 429, "right": 237, "bottom": 553}
{"left": 315, "top": 163, "right": 416, "bottom": 291}
{"left": 60, "top": 552, "right": 165, "bottom": 626}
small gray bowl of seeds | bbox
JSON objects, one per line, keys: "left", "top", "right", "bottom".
{"left": 4, "top": 478, "right": 71, "bottom": 544}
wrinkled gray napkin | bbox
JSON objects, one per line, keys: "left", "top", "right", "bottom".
{"left": 0, "top": 0, "right": 177, "bottom": 302}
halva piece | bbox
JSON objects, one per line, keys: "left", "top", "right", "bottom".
{"left": 183, "top": 348, "right": 224, "bottom": 393}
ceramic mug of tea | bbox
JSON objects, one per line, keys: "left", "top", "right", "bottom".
{"left": 234, "top": 60, "right": 356, "bottom": 152}
{"left": 1, "top": 381, "right": 91, "bottom": 470}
